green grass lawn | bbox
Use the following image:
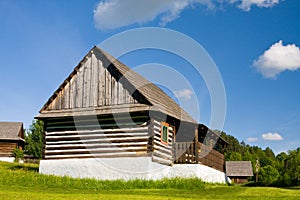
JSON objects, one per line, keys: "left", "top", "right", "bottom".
{"left": 0, "top": 162, "right": 299, "bottom": 200}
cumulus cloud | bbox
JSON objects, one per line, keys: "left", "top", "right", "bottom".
{"left": 230, "top": 0, "right": 280, "bottom": 11}
{"left": 247, "top": 137, "right": 258, "bottom": 142}
{"left": 93, "top": 0, "right": 199, "bottom": 30}
{"left": 93, "top": 0, "right": 282, "bottom": 30}
{"left": 253, "top": 40, "right": 300, "bottom": 78}
{"left": 262, "top": 132, "right": 283, "bottom": 141}
{"left": 174, "top": 89, "right": 194, "bottom": 101}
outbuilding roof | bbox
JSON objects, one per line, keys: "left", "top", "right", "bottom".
{"left": 0, "top": 122, "right": 24, "bottom": 141}
{"left": 226, "top": 161, "right": 254, "bottom": 177}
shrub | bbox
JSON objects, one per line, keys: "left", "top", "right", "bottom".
{"left": 12, "top": 148, "right": 24, "bottom": 163}
{"left": 259, "top": 165, "right": 279, "bottom": 185}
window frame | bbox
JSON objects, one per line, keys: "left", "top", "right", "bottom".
{"left": 161, "top": 122, "right": 169, "bottom": 145}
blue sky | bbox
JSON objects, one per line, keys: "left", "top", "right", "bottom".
{"left": 0, "top": 0, "right": 299, "bottom": 154}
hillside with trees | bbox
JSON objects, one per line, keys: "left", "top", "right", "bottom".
{"left": 217, "top": 130, "right": 300, "bottom": 186}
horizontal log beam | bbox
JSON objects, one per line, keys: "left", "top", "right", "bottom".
{"left": 153, "top": 150, "right": 173, "bottom": 161}
{"left": 46, "top": 141, "right": 148, "bottom": 150}
{"left": 45, "top": 152, "right": 150, "bottom": 159}
{"left": 46, "top": 126, "right": 148, "bottom": 135}
{"left": 46, "top": 132, "right": 149, "bottom": 140}
{"left": 46, "top": 136, "right": 149, "bottom": 143}
{"left": 152, "top": 156, "right": 173, "bottom": 166}
{"left": 45, "top": 146, "right": 147, "bottom": 155}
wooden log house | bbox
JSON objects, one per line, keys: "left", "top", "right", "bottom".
{"left": 37, "top": 46, "right": 228, "bottom": 180}
{"left": 0, "top": 122, "right": 25, "bottom": 162}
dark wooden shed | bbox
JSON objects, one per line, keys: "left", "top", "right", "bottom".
{"left": 226, "top": 161, "right": 254, "bottom": 183}
{"left": 37, "top": 46, "right": 228, "bottom": 178}
{"left": 0, "top": 122, "right": 25, "bottom": 161}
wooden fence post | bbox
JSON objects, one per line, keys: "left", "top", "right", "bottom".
{"left": 195, "top": 127, "right": 198, "bottom": 163}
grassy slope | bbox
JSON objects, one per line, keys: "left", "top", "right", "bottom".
{"left": 0, "top": 162, "right": 299, "bottom": 200}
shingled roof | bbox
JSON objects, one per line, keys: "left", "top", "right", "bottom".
{"left": 0, "top": 122, "right": 24, "bottom": 141}
{"left": 37, "top": 46, "right": 196, "bottom": 124}
{"left": 226, "top": 161, "right": 254, "bottom": 177}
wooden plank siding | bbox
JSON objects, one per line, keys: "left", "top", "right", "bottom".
{"left": 45, "top": 53, "right": 138, "bottom": 111}
{"left": 39, "top": 47, "right": 196, "bottom": 124}
{"left": 0, "top": 142, "right": 17, "bottom": 157}
{"left": 174, "top": 142, "right": 225, "bottom": 172}
{"left": 198, "top": 143, "right": 225, "bottom": 172}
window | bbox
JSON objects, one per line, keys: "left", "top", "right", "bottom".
{"left": 161, "top": 122, "right": 169, "bottom": 144}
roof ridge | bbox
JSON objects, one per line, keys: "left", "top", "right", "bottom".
{"left": 94, "top": 46, "right": 196, "bottom": 123}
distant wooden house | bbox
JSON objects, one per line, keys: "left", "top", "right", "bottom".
{"left": 37, "top": 46, "right": 228, "bottom": 182}
{"left": 0, "top": 122, "right": 25, "bottom": 162}
{"left": 226, "top": 161, "right": 254, "bottom": 183}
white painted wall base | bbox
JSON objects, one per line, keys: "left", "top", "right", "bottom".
{"left": 169, "top": 164, "right": 230, "bottom": 184}
{"left": 40, "top": 157, "right": 170, "bottom": 180}
{"left": 39, "top": 158, "right": 230, "bottom": 184}
{"left": 0, "top": 157, "right": 14, "bottom": 163}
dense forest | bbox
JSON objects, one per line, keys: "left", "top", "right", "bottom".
{"left": 217, "top": 130, "right": 300, "bottom": 186}
{"left": 22, "top": 121, "right": 299, "bottom": 186}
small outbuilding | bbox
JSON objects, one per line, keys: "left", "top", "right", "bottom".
{"left": 226, "top": 161, "right": 254, "bottom": 183}
{"left": 0, "top": 122, "right": 25, "bottom": 162}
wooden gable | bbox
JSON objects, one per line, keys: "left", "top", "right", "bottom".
{"left": 41, "top": 49, "right": 147, "bottom": 113}
{"left": 38, "top": 47, "right": 196, "bottom": 124}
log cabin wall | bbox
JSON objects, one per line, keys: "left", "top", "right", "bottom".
{"left": 43, "top": 112, "right": 152, "bottom": 160}
{"left": 0, "top": 141, "right": 17, "bottom": 157}
{"left": 150, "top": 119, "right": 174, "bottom": 166}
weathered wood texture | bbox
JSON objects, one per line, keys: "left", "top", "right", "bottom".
{"left": 174, "top": 142, "right": 225, "bottom": 172}
{"left": 39, "top": 47, "right": 196, "bottom": 124}
{"left": 230, "top": 177, "right": 249, "bottom": 184}
{"left": 150, "top": 120, "right": 174, "bottom": 166}
{"left": 44, "top": 126, "right": 150, "bottom": 159}
{"left": 46, "top": 53, "right": 138, "bottom": 111}
{"left": 0, "top": 142, "right": 17, "bottom": 157}
{"left": 44, "top": 112, "right": 149, "bottom": 132}
{"left": 198, "top": 143, "right": 225, "bottom": 172}
{"left": 0, "top": 122, "right": 24, "bottom": 140}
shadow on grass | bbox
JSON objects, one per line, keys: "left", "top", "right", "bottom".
{"left": 0, "top": 162, "right": 39, "bottom": 172}
{"left": 244, "top": 181, "right": 300, "bottom": 190}
{"left": 8, "top": 164, "right": 39, "bottom": 172}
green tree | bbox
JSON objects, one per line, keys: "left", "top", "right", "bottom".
{"left": 284, "top": 149, "right": 300, "bottom": 185}
{"left": 259, "top": 165, "right": 279, "bottom": 185}
{"left": 265, "top": 147, "right": 275, "bottom": 159}
{"left": 227, "top": 152, "right": 243, "bottom": 161}
{"left": 24, "top": 120, "right": 44, "bottom": 159}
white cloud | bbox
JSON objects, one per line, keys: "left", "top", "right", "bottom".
{"left": 174, "top": 89, "right": 194, "bottom": 101}
{"left": 93, "top": 0, "right": 282, "bottom": 30}
{"left": 93, "top": 0, "right": 198, "bottom": 30}
{"left": 262, "top": 132, "right": 283, "bottom": 141}
{"left": 230, "top": 0, "right": 280, "bottom": 11}
{"left": 253, "top": 40, "right": 300, "bottom": 78}
{"left": 247, "top": 137, "right": 258, "bottom": 142}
